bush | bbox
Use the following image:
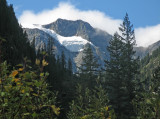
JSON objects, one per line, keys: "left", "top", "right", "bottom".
{"left": 0, "top": 61, "right": 60, "bottom": 119}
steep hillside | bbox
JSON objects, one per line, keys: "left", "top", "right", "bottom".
{"left": 140, "top": 45, "right": 160, "bottom": 80}
{"left": 134, "top": 40, "right": 160, "bottom": 58}
{"left": 24, "top": 28, "right": 78, "bottom": 71}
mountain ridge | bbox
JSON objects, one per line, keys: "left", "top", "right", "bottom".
{"left": 24, "top": 18, "right": 160, "bottom": 71}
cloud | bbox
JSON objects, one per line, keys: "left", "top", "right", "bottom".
{"left": 19, "top": 2, "right": 121, "bottom": 35}
{"left": 19, "top": 2, "right": 160, "bottom": 47}
{"left": 135, "top": 24, "right": 160, "bottom": 47}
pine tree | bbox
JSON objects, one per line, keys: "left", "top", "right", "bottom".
{"left": 0, "top": 0, "right": 35, "bottom": 66}
{"left": 61, "top": 51, "right": 66, "bottom": 70}
{"left": 29, "top": 37, "right": 36, "bottom": 63}
{"left": 105, "top": 14, "right": 139, "bottom": 118}
{"left": 31, "top": 37, "right": 36, "bottom": 49}
{"left": 45, "top": 37, "right": 56, "bottom": 87}
{"left": 133, "top": 66, "right": 160, "bottom": 119}
{"left": 67, "top": 58, "right": 72, "bottom": 77}
{"left": 105, "top": 33, "right": 127, "bottom": 117}
{"left": 67, "top": 84, "right": 116, "bottom": 119}
{"left": 118, "top": 13, "right": 139, "bottom": 117}
{"left": 0, "top": 37, "right": 5, "bottom": 65}
{"left": 47, "top": 37, "right": 54, "bottom": 56}
{"left": 78, "top": 44, "right": 99, "bottom": 88}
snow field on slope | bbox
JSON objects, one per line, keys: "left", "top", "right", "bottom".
{"left": 32, "top": 25, "right": 91, "bottom": 52}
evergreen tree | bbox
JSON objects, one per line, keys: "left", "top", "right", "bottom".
{"left": 67, "top": 84, "right": 116, "bottom": 119}
{"left": 78, "top": 44, "right": 99, "bottom": 88}
{"left": 105, "top": 14, "right": 139, "bottom": 118}
{"left": 133, "top": 66, "right": 160, "bottom": 119}
{"left": 0, "top": 0, "right": 34, "bottom": 66}
{"left": 29, "top": 36, "right": 36, "bottom": 64}
{"left": 67, "top": 58, "right": 73, "bottom": 77}
{"left": 45, "top": 37, "right": 56, "bottom": 87}
{"left": 105, "top": 33, "right": 127, "bottom": 117}
{"left": 0, "top": 37, "right": 5, "bottom": 65}
{"left": 61, "top": 51, "right": 66, "bottom": 70}
{"left": 47, "top": 37, "right": 54, "bottom": 56}
{"left": 31, "top": 36, "right": 36, "bottom": 50}
{"left": 118, "top": 13, "right": 139, "bottom": 117}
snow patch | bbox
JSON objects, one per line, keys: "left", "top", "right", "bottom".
{"left": 30, "top": 24, "right": 91, "bottom": 52}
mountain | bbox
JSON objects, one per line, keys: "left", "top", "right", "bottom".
{"left": 140, "top": 44, "right": 160, "bottom": 81}
{"left": 134, "top": 40, "right": 160, "bottom": 58}
{"left": 24, "top": 18, "right": 160, "bottom": 71}
{"left": 24, "top": 19, "right": 112, "bottom": 71}
{"left": 42, "top": 18, "right": 111, "bottom": 52}
{"left": 24, "top": 28, "right": 78, "bottom": 71}
{"left": 43, "top": 18, "right": 95, "bottom": 39}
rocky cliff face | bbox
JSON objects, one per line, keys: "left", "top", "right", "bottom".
{"left": 43, "top": 18, "right": 111, "bottom": 52}
{"left": 43, "top": 18, "right": 95, "bottom": 40}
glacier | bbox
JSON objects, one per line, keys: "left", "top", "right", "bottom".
{"left": 30, "top": 24, "right": 91, "bottom": 52}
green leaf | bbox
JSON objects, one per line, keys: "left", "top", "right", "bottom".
{"left": 2, "top": 103, "right": 8, "bottom": 107}
{"left": 26, "top": 93, "right": 29, "bottom": 96}
{"left": 45, "top": 72, "right": 49, "bottom": 77}
{"left": 146, "top": 99, "right": 151, "bottom": 104}
{"left": 51, "top": 105, "right": 60, "bottom": 116}
{"left": 40, "top": 73, "right": 44, "bottom": 77}
{"left": 1, "top": 92, "right": 5, "bottom": 97}
{"left": 23, "top": 113, "right": 30, "bottom": 116}
{"left": 32, "top": 112, "right": 37, "bottom": 118}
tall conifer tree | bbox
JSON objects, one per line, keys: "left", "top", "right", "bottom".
{"left": 119, "top": 13, "right": 139, "bottom": 117}
{"left": 105, "top": 33, "right": 127, "bottom": 117}
{"left": 0, "top": 0, "right": 34, "bottom": 66}
{"left": 78, "top": 44, "right": 99, "bottom": 88}
{"left": 105, "top": 13, "right": 139, "bottom": 118}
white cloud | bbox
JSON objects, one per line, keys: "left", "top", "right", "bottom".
{"left": 135, "top": 24, "right": 160, "bottom": 47}
{"left": 19, "top": 2, "right": 160, "bottom": 47}
{"left": 19, "top": 2, "right": 121, "bottom": 35}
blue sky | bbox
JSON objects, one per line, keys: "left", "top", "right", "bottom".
{"left": 7, "top": 0, "right": 160, "bottom": 47}
{"left": 8, "top": 0, "right": 160, "bottom": 28}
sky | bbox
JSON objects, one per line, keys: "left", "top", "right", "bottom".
{"left": 7, "top": 0, "right": 160, "bottom": 47}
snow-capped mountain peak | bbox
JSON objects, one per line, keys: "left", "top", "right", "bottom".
{"left": 24, "top": 19, "right": 112, "bottom": 71}
{"left": 31, "top": 24, "right": 91, "bottom": 52}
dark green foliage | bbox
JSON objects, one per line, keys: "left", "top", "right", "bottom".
{"left": 0, "top": 0, "right": 35, "bottom": 66}
{"left": 67, "top": 58, "right": 73, "bottom": 77}
{"left": 54, "top": 52, "right": 76, "bottom": 119}
{"left": 105, "top": 13, "right": 139, "bottom": 118}
{"left": 118, "top": 13, "right": 139, "bottom": 117}
{"left": 78, "top": 44, "right": 99, "bottom": 88}
{"left": 39, "top": 46, "right": 76, "bottom": 118}
{"left": 105, "top": 33, "right": 127, "bottom": 117}
{"left": 133, "top": 66, "right": 160, "bottom": 119}
{"left": 68, "top": 84, "right": 116, "bottom": 119}
{"left": 61, "top": 51, "right": 66, "bottom": 70}
{"left": 140, "top": 46, "right": 160, "bottom": 81}
{"left": 29, "top": 37, "right": 36, "bottom": 64}
{"left": 0, "top": 61, "right": 59, "bottom": 119}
